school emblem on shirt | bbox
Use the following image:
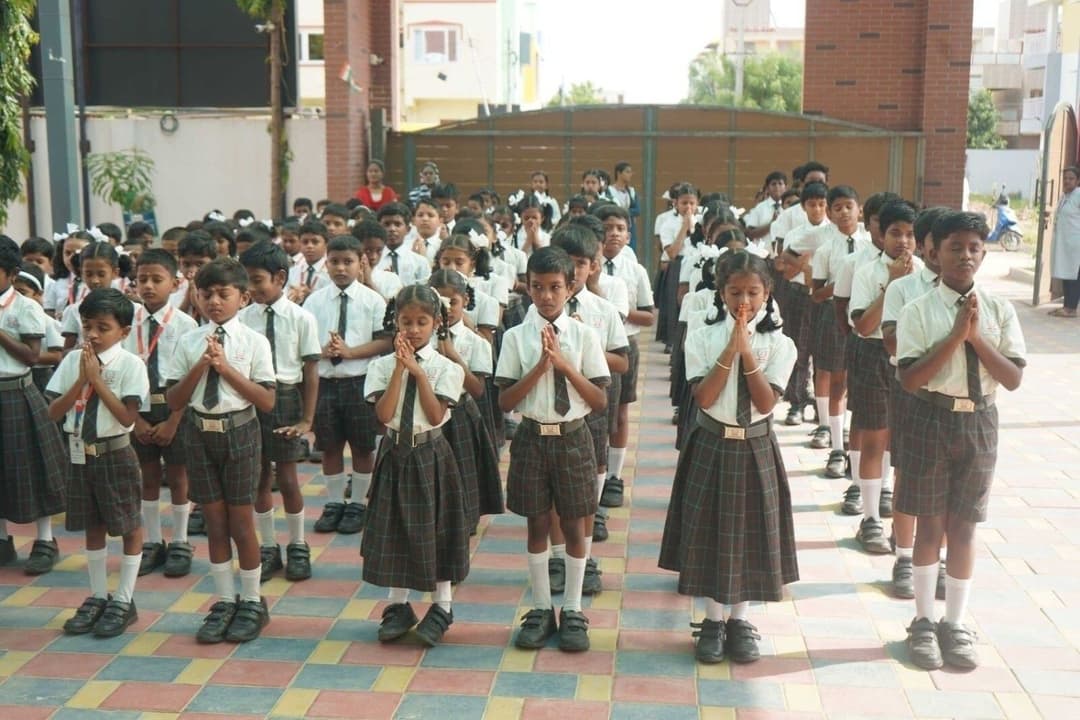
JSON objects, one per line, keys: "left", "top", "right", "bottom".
{"left": 755, "top": 349, "right": 769, "bottom": 364}
{"left": 3, "top": 316, "right": 17, "bottom": 330}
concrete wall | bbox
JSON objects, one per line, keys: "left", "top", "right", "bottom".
{"left": 966, "top": 148, "right": 1041, "bottom": 199}
{"left": 0, "top": 113, "right": 327, "bottom": 241}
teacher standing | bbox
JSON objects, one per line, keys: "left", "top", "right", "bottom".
{"left": 1051, "top": 165, "right": 1080, "bottom": 318}
{"left": 354, "top": 160, "right": 399, "bottom": 211}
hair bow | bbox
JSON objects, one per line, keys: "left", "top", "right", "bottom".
{"left": 731, "top": 206, "right": 746, "bottom": 220}
{"left": 438, "top": 295, "right": 451, "bottom": 310}
{"left": 207, "top": 211, "right": 226, "bottom": 222}
{"left": 347, "top": 218, "right": 356, "bottom": 228}
{"left": 467, "top": 228, "right": 489, "bottom": 249}
{"left": 88, "top": 226, "right": 108, "bottom": 243}
{"left": 260, "top": 219, "right": 274, "bottom": 230}
{"left": 697, "top": 244, "right": 722, "bottom": 260}
{"left": 238, "top": 217, "right": 255, "bottom": 228}
{"left": 53, "top": 232, "right": 68, "bottom": 242}
{"left": 533, "top": 191, "right": 549, "bottom": 203}
{"left": 507, "top": 189, "right": 525, "bottom": 207}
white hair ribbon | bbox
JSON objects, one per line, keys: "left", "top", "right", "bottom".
{"left": 238, "top": 217, "right": 255, "bottom": 228}
{"left": 88, "top": 226, "right": 108, "bottom": 243}
{"left": 207, "top": 211, "right": 226, "bottom": 222}
{"left": 261, "top": 219, "right": 274, "bottom": 230}
{"left": 53, "top": 232, "right": 68, "bottom": 242}
{"left": 438, "top": 295, "right": 451, "bottom": 310}
{"left": 66, "top": 222, "right": 80, "bottom": 234}
{"left": 467, "top": 228, "right": 489, "bottom": 249}
{"left": 17, "top": 271, "right": 43, "bottom": 292}
{"left": 507, "top": 189, "right": 525, "bottom": 206}
{"left": 697, "top": 244, "right": 722, "bottom": 260}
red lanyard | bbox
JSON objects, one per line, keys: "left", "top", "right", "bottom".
{"left": 67, "top": 278, "right": 88, "bottom": 307}
{"left": 73, "top": 383, "right": 95, "bottom": 436}
{"left": 136, "top": 306, "right": 174, "bottom": 359}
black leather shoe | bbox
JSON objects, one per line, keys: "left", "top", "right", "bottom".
{"left": 24, "top": 539, "right": 59, "bottom": 575}
{"left": 599, "top": 477, "right": 624, "bottom": 508}
{"left": 285, "top": 541, "right": 312, "bottom": 581}
{"left": 592, "top": 510, "right": 609, "bottom": 542}
{"left": 692, "top": 618, "right": 726, "bottom": 664}
{"left": 557, "top": 609, "right": 590, "bottom": 652}
{"left": 163, "top": 541, "right": 194, "bottom": 578}
{"left": 415, "top": 604, "right": 453, "bottom": 647}
{"left": 226, "top": 597, "right": 270, "bottom": 643}
{"left": 0, "top": 536, "right": 16, "bottom": 566}
{"left": 93, "top": 599, "right": 138, "bottom": 637}
{"left": 313, "top": 502, "right": 344, "bottom": 533}
{"left": 514, "top": 608, "right": 557, "bottom": 649}
{"left": 725, "top": 618, "right": 761, "bottom": 663}
{"left": 196, "top": 599, "right": 237, "bottom": 644}
{"left": 337, "top": 502, "right": 366, "bottom": 534}
{"left": 188, "top": 506, "right": 206, "bottom": 536}
{"left": 138, "top": 542, "right": 166, "bottom": 576}
{"left": 63, "top": 596, "right": 109, "bottom": 635}
{"left": 259, "top": 545, "right": 283, "bottom": 583}
{"left": 378, "top": 602, "right": 419, "bottom": 642}
{"left": 582, "top": 558, "right": 602, "bottom": 596}
{"left": 548, "top": 557, "right": 566, "bottom": 594}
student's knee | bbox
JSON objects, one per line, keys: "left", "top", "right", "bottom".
{"left": 558, "top": 516, "right": 585, "bottom": 544}
{"left": 914, "top": 514, "right": 946, "bottom": 546}
{"left": 526, "top": 514, "right": 551, "bottom": 544}
{"left": 944, "top": 516, "right": 976, "bottom": 547}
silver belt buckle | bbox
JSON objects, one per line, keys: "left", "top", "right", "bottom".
{"left": 952, "top": 398, "right": 976, "bottom": 413}
{"left": 723, "top": 426, "right": 746, "bottom": 440}
{"left": 539, "top": 423, "right": 561, "bottom": 437}
{"left": 84, "top": 442, "right": 99, "bottom": 457}
{"left": 150, "top": 393, "right": 166, "bottom": 404}
{"left": 201, "top": 418, "right": 226, "bottom": 433}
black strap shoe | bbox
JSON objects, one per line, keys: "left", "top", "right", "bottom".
{"left": 196, "top": 599, "right": 237, "bottom": 644}
{"left": 314, "top": 502, "right": 345, "bottom": 533}
{"left": 378, "top": 602, "right": 419, "bottom": 642}
{"left": 63, "top": 596, "right": 109, "bottom": 635}
{"left": 415, "top": 604, "right": 454, "bottom": 647}
{"left": 548, "top": 557, "right": 566, "bottom": 594}
{"left": 337, "top": 502, "right": 366, "bottom": 534}
{"left": 725, "top": 618, "right": 761, "bottom": 663}
{"left": 226, "top": 597, "right": 270, "bottom": 643}
{"left": 163, "top": 541, "right": 194, "bottom": 578}
{"left": 285, "top": 542, "right": 312, "bottom": 581}
{"left": 599, "top": 477, "right": 624, "bottom": 508}
{"left": 0, "top": 536, "right": 16, "bottom": 566}
{"left": 582, "top": 558, "right": 603, "bottom": 596}
{"left": 557, "top": 609, "right": 590, "bottom": 652}
{"left": 692, "top": 618, "right": 726, "bottom": 664}
{"left": 138, "top": 542, "right": 167, "bottom": 576}
{"left": 93, "top": 598, "right": 138, "bottom": 638}
{"left": 592, "top": 510, "right": 609, "bottom": 543}
{"left": 187, "top": 506, "right": 206, "bottom": 536}
{"left": 259, "top": 545, "right": 283, "bottom": 583}
{"left": 24, "top": 539, "right": 59, "bottom": 576}
{"left": 514, "top": 608, "right": 557, "bottom": 649}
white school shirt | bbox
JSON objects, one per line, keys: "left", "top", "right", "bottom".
{"left": 60, "top": 300, "right": 84, "bottom": 341}
{"left": 604, "top": 251, "right": 655, "bottom": 336}
{"left": 849, "top": 252, "right": 925, "bottom": 339}
{"left": 0, "top": 286, "right": 48, "bottom": 377}
{"left": 659, "top": 213, "right": 698, "bottom": 258}
{"left": 491, "top": 256, "right": 517, "bottom": 290}
{"left": 513, "top": 227, "right": 550, "bottom": 254}
{"left": 164, "top": 315, "right": 276, "bottom": 414}
{"left": 47, "top": 343, "right": 149, "bottom": 437}
{"left": 304, "top": 280, "right": 389, "bottom": 379}
{"left": 288, "top": 256, "right": 332, "bottom": 295}
{"left": 433, "top": 321, "right": 493, "bottom": 378}
{"left": 771, "top": 204, "right": 808, "bottom": 242}
{"left": 418, "top": 232, "right": 443, "bottom": 264}
{"left": 239, "top": 295, "right": 322, "bottom": 385}
{"left": 812, "top": 225, "right": 872, "bottom": 284}
{"left": 784, "top": 219, "right": 833, "bottom": 259}
{"left": 495, "top": 306, "right": 610, "bottom": 424}
{"left": 44, "top": 315, "right": 64, "bottom": 350}
{"left": 169, "top": 276, "right": 189, "bottom": 309}
{"left": 596, "top": 273, "right": 630, "bottom": 319}
{"left": 678, "top": 244, "right": 704, "bottom": 284}
{"left": 743, "top": 197, "right": 784, "bottom": 249}
{"left": 44, "top": 276, "right": 81, "bottom": 315}
{"left": 465, "top": 286, "right": 500, "bottom": 330}
{"left": 367, "top": 267, "right": 404, "bottom": 301}
{"left": 498, "top": 244, "right": 528, "bottom": 277}
{"left": 472, "top": 273, "right": 510, "bottom": 306}
{"left": 376, "top": 245, "right": 431, "bottom": 285}
{"left": 896, "top": 282, "right": 1026, "bottom": 397}
{"left": 121, "top": 304, "right": 198, "bottom": 401}
{"left": 684, "top": 310, "right": 797, "bottom": 426}
{"left": 363, "top": 344, "right": 464, "bottom": 433}
{"left": 881, "top": 266, "right": 938, "bottom": 332}
{"left": 833, "top": 243, "right": 881, "bottom": 306}
{"left": 567, "top": 288, "right": 630, "bottom": 359}
{"left": 680, "top": 286, "right": 715, "bottom": 324}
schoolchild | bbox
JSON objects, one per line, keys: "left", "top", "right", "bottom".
{"left": 363, "top": 285, "right": 469, "bottom": 647}
{"left": 279, "top": 220, "right": 303, "bottom": 265}
{"left": 512, "top": 195, "right": 553, "bottom": 255}
{"left": 378, "top": 203, "right": 432, "bottom": 285}
{"left": 881, "top": 206, "right": 950, "bottom": 599}
{"left": 160, "top": 226, "right": 186, "bottom": 260}
{"left": 127, "top": 221, "right": 156, "bottom": 248}
{"left": 431, "top": 183, "right": 460, "bottom": 235}
{"left": 548, "top": 226, "right": 629, "bottom": 593}
{"left": 742, "top": 171, "right": 788, "bottom": 253}
{"left": 46, "top": 288, "right": 149, "bottom": 636}
{"left": 287, "top": 220, "right": 332, "bottom": 304}
{"left": 529, "top": 170, "right": 562, "bottom": 229}
{"left": 658, "top": 251, "right": 798, "bottom": 665}
{"left": 11, "top": 264, "right": 64, "bottom": 394}
{"left": 164, "top": 258, "right": 277, "bottom": 643}
{"left": 849, "top": 200, "right": 922, "bottom": 554}
{"left": 496, "top": 246, "right": 610, "bottom": 653}
{"left": 771, "top": 162, "right": 829, "bottom": 250}
{"left": 0, "top": 244, "right": 68, "bottom": 573}
{"left": 235, "top": 225, "right": 270, "bottom": 262}
{"left": 173, "top": 231, "right": 218, "bottom": 320}
{"left": 603, "top": 162, "right": 641, "bottom": 247}
{"left": 20, "top": 237, "right": 56, "bottom": 296}
{"left": 61, "top": 243, "right": 127, "bottom": 349}
{"left": 657, "top": 183, "right": 701, "bottom": 350}
{"left": 467, "top": 215, "right": 525, "bottom": 297}
{"left": 434, "top": 235, "right": 505, "bottom": 344}
{"left": 239, "top": 242, "right": 321, "bottom": 582}
{"left": 579, "top": 169, "right": 603, "bottom": 205}
{"left": 429, "top": 269, "right": 504, "bottom": 531}
{"left": 123, "top": 250, "right": 199, "bottom": 577}
{"left": 896, "top": 211, "right": 1025, "bottom": 670}
{"left": 305, "top": 235, "right": 393, "bottom": 535}
{"left": 595, "top": 204, "right": 655, "bottom": 507}
{"left": 44, "top": 230, "right": 91, "bottom": 318}
{"left": 409, "top": 197, "right": 445, "bottom": 264}
{"left": 293, "top": 197, "right": 314, "bottom": 221}
{"left": 204, "top": 221, "right": 237, "bottom": 260}
{"left": 320, "top": 203, "right": 350, "bottom": 237}
{"left": 353, "top": 219, "right": 405, "bottom": 301}
{"left": 564, "top": 215, "right": 630, "bottom": 323}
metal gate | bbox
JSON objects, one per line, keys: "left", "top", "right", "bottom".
{"left": 1033, "top": 101, "right": 1079, "bottom": 306}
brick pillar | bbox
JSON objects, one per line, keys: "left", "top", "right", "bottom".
{"left": 803, "top": 0, "right": 973, "bottom": 207}
{"left": 323, "top": 0, "right": 395, "bottom": 202}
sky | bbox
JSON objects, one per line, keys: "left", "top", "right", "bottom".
{"left": 536, "top": 0, "right": 1000, "bottom": 104}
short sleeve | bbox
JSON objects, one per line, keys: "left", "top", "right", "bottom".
{"left": 162, "top": 331, "right": 196, "bottom": 383}
{"left": 579, "top": 326, "right": 610, "bottom": 385}
{"left": 811, "top": 244, "right": 832, "bottom": 282}
{"left": 434, "top": 360, "right": 465, "bottom": 404}
{"left": 248, "top": 333, "right": 277, "bottom": 385}
{"left": 635, "top": 266, "right": 655, "bottom": 308}
{"left": 881, "top": 281, "right": 905, "bottom": 328}
{"left": 848, "top": 265, "right": 878, "bottom": 318}
{"left": 683, "top": 326, "right": 713, "bottom": 383}
{"left": 895, "top": 303, "right": 930, "bottom": 366}
{"left": 466, "top": 334, "right": 493, "bottom": 375}
{"left": 61, "top": 305, "right": 80, "bottom": 336}
{"left": 764, "top": 334, "right": 797, "bottom": 392}
{"left": 297, "top": 309, "right": 322, "bottom": 361}
{"left": 606, "top": 311, "right": 630, "bottom": 352}
{"left": 364, "top": 355, "right": 391, "bottom": 401}
{"left": 494, "top": 327, "right": 523, "bottom": 385}
{"left": 833, "top": 257, "right": 856, "bottom": 300}
{"left": 489, "top": 275, "right": 510, "bottom": 305}
{"left": 15, "top": 299, "right": 48, "bottom": 338}
{"left": 994, "top": 299, "right": 1027, "bottom": 365}
{"left": 120, "top": 355, "right": 150, "bottom": 406}
{"left": 368, "top": 294, "right": 390, "bottom": 338}
{"left": 45, "top": 351, "right": 79, "bottom": 397}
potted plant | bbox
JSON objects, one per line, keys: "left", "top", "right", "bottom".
{"left": 85, "top": 148, "right": 158, "bottom": 233}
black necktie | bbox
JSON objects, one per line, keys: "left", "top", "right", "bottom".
{"left": 82, "top": 386, "right": 99, "bottom": 443}
{"left": 203, "top": 327, "right": 226, "bottom": 409}
{"left": 399, "top": 355, "right": 420, "bottom": 445}
{"left": 265, "top": 306, "right": 277, "bottom": 372}
{"left": 388, "top": 249, "right": 399, "bottom": 274}
{"left": 847, "top": 236, "right": 855, "bottom": 254}
{"left": 331, "top": 291, "right": 347, "bottom": 365}
{"left": 147, "top": 315, "right": 161, "bottom": 390}
{"left": 965, "top": 342, "right": 982, "bottom": 400}
{"left": 305, "top": 265, "right": 316, "bottom": 288}
{"left": 605, "top": 259, "right": 615, "bottom": 276}
{"left": 567, "top": 296, "right": 579, "bottom": 317}
{"left": 736, "top": 366, "right": 752, "bottom": 426}
{"left": 550, "top": 324, "right": 570, "bottom": 416}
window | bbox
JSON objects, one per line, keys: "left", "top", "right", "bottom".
{"left": 412, "top": 26, "right": 459, "bottom": 63}
{"left": 299, "top": 31, "right": 324, "bottom": 62}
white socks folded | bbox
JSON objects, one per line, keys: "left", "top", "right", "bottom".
{"left": 608, "top": 447, "right": 627, "bottom": 479}
{"left": 528, "top": 550, "right": 552, "bottom": 609}
{"left": 828, "top": 415, "right": 845, "bottom": 451}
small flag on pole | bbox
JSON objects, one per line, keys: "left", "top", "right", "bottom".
{"left": 339, "top": 63, "right": 363, "bottom": 93}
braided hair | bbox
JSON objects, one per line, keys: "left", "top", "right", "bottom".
{"left": 436, "top": 233, "right": 493, "bottom": 280}
{"left": 383, "top": 284, "right": 450, "bottom": 340}
{"left": 429, "top": 267, "right": 476, "bottom": 311}
{"left": 706, "top": 250, "right": 782, "bottom": 333}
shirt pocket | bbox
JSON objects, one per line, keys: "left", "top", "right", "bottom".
{"left": 980, "top": 319, "right": 1002, "bottom": 348}
{"left": 226, "top": 346, "right": 253, "bottom": 379}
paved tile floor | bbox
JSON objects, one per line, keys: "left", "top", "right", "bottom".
{"left": 1, "top": 251, "right": 1078, "bottom": 719}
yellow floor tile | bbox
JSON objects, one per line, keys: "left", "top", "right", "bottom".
{"left": 700, "top": 708, "right": 736, "bottom": 720}
{"left": 174, "top": 658, "right": 223, "bottom": 685}
{"left": 598, "top": 558, "right": 625, "bottom": 575}
{"left": 169, "top": 592, "right": 210, "bottom": 613}
{"left": 785, "top": 684, "right": 822, "bottom": 712}
{"left": 373, "top": 665, "right": 415, "bottom": 693}
{"left": 1, "top": 586, "right": 48, "bottom": 606}
{"left": 54, "top": 554, "right": 87, "bottom": 572}
{"left": 66, "top": 681, "right": 120, "bottom": 709}
{"left": 588, "top": 590, "right": 622, "bottom": 611}
{"left": 499, "top": 647, "right": 536, "bottom": 672}
{"left": 46, "top": 610, "right": 74, "bottom": 630}
{"left": 261, "top": 577, "right": 291, "bottom": 596}
{"left": 140, "top": 713, "right": 180, "bottom": 720}
{"left": 121, "top": 632, "right": 169, "bottom": 656}
{"left": 308, "top": 639, "right": 349, "bottom": 664}
{"left": 995, "top": 692, "right": 1042, "bottom": 720}
{"left": 340, "top": 598, "right": 377, "bottom": 620}
{"left": 273, "top": 688, "right": 318, "bottom": 717}
{"left": 484, "top": 696, "right": 523, "bottom": 720}
{"left": 0, "top": 651, "right": 34, "bottom": 677}
{"left": 771, "top": 634, "right": 807, "bottom": 658}
{"left": 588, "top": 628, "right": 618, "bottom": 652}
{"left": 696, "top": 662, "right": 731, "bottom": 680}
{"left": 895, "top": 663, "right": 936, "bottom": 689}
{"left": 575, "top": 674, "right": 611, "bottom": 701}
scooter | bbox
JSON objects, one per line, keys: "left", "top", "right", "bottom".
{"left": 987, "top": 187, "right": 1022, "bottom": 251}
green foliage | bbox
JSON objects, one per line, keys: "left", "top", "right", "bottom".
{"left": 0, "top": 0, "right": 38, "bottom": 227}
{"left": 85, "top": 149, "right": 156, "bottom": 213}
{"left": 967, "top": 89, "right": 1007, "bottom": 149}
{"left": 234, "top": 0, "right": 272, "bottom": 18}
{"left": 684, "top": 51, "right": 803, "bottom": 112}
{"left": 546, "top": 81, "right": 607, "bottom": 108}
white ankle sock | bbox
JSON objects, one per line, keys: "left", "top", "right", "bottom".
{"left": 882, "top": 453, "right": 894, "bottom": 491}
{"left": 828, "top": 415, "right": 844, "bottom": 451}
{"left": 142, "top": 501, "right": 161, "bottom": 544}
{"left": 550, "top": 543, "right": 566, "bottom": 560}
{"left": 115, "top": 553, "right": 140, "bottom": 603}
{"left": 434, "top": 581, "right": 452, "bottom": 612}
{"left": 256, "top": 510, "right": 276, "bottom": 547}
{"left": 815, "top": 398, "right": 829, "bottom": 426}
{"left": 728, "top": 601, "right": 750, "bottom": 620}
{"left": 595, "top": 473, "right": 605, "bottom": 501}
{"left": 944, "top": 575, "right": 972, "bottom": 624}
{"left": 850, "top": 450, "right": 861, "bottom": 487}
{"left": 351, "top": 472, "right": 372, "bottom": 502}
{"left": 87, "top": 547, "right": 108, "bottom": 599}
{"left": 608, "top": 447, "right": 626, "bottom": 478}
{"left": 239, "top": 567, "right": 261, "bottom": 603}
{"left": 286, "top": 511, "right": 305, "bottom": 544}
{"left": 35, "top": 516, "right": 54, "bottom": 543}
{"left": 862, "top": 477, "right": 882, "bottom": 521}
{"left": 171, "top": 503, "right": 190, "bottom": 543}
{"left": 388, "top": 587, "right": 410, "bottom": 604}
{"left": 896, "top": 545, "right": 914, "bottom": 559}
{"left": 913, "top": 562, "right": 938, "bottom": 621}
{"left": 210, "top": 560, "right": 235, "bottom": 601}
{"left": 528, "top": 550, "right": 552, "bottom": 609}
{"left": 563, "top": 554, "right": 586, "bottom": 613}
{"left": 704, "top": 598, "right": 724, "bottom": 621}
{"left": 324, "top": 473, "right": 347, "bottom": 504}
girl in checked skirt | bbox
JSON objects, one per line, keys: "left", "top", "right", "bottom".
{"left": 659, "top": 251, "right": 799, "bottom": 665}
{"left": 362, "top": 285, "right": 470, "bottom": 648}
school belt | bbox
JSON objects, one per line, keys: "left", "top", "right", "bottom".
{"left": 191, "top": 405, "right": 257, "bottom": 433}
{"left": 913, "top": 390, "right": 996, "bottom": 413}
{"left": 149, "top": 391, "right": 168, "bottom": 406}
{"left": 0, "top": 373, "right": 33, "bottom": 391}
{"left": 695, "top": 410, "right": 772, "bottom": 440}
{"left": 789, "top": 284, "right": 810, "bottom": 296}
{"left": 519, "top": 416, "right": 586, "bottom": 437}
{"left": 385, "top": 425, "right": 444, "bottom": 448}
{"left": 70, "top": 433, "right": 131, "bottom": 458}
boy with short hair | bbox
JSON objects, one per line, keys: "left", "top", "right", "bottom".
{"left": 240, "top": 242, "right": 322, "bottom": 582}
{"left": 127, "top": 221, "right": 156, "bottom": 248}
{"left": 288, "top": 220, "right": 332, "bottom": 304}
{"left": 742, "top": 170, "right": 788, "bottom": 253}
{"left": 304, "top": 235, "right": 393, "bottom": 535}
{"left": 20, "top": 237, "right": 56, "bottom": 281}
{"left": 173, "top": 231, "right": 218, "bottom": 317}
{"left": 431, "top": 183, "right": 459, "bottom": 234}
{"left": 352, "top": 220, "right": 404, "bottom": 301}
{"left": 320, "top": 204, "right": 350, "bottom": 237}
{"left": 47, "top": 288, "right": 149, "bottom": 637}
{"left": 496, "top": 246, "right": 610, "bottom": 653}
{"left": 377, "top": 203, "right": 431, "bottom": 285}
{"left": 293, "top": 197, "right": 314, "bottom": 220}
{"left": 896, "top": 211, "right": 1025, "bottom": 671}
{"left": 165, "top": 258, "right": 277, "bottom": 643}
{"left": 124, "top": 250, "right": 199, "bottom": 577}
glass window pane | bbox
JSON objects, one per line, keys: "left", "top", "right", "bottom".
{"left": 308, "top": 33, "right": 324, "bottom": 60}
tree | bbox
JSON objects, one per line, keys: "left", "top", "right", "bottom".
{"left": 547, "top": 81, "right": 607, "bottom": 108}
{"left": 684, "top": 51, "right": 802, "bottom": 113}
{"left": 0, "top": 1, "right": 37, "bottom": 228}
{"left": 967, "top": 89, "right": 1006, "bottom": 149}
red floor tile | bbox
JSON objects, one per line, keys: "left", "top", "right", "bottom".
{"left": 154, "top": 635, "right": 237, "bottom": 659}
{"left": 613, "top": 675, "right": 697, "bottom": 704}
{"left": 210, "top": 659, "right": 301, "bottom": 686}
{"left": 437, "top": 622, "right": 511, "bottom": 646}
{"left": 929, "top": 665, "right": 1023, "bottom": 692}
{"left": 101, "top": 681, "right": 200, "bottom": 712}
{"left": 0, "top": 629, "right": 59, "bottom": 651}
{"left": 818, "top": 686, "right": 911, "bottom": 717}
{"left": 533, "top": 648, "right": 614, "bottom": 674}
{"left": 0, "top": 706, "right": 52, "bottom": 720}
{"left": 407, "top": 668, "right": 495, "bottom": 695}
{"left": 261, "top": 615, "right": 335, "bottom": 638}
{"left": 620, "top": 590, "right": 692, "bottom": 611}
{"left": 521, "top": 699, "right": 610, "bottom": 720}
{"left": 617, "top": 630, "right": 689, "bottom": 652}
{"left": 730, "top": 656, "right": 815, "bottom": 684}
{"left": 469, "top": 553, "right": 523, "bottom": 570}
{"left": 307, "top": 690, "right": 401, "bottom": 719}
{"left": 283, "top": 579, "right": 361, "bottom": 597}
{"left": 19, "top": 651, "right": 112, "bottom": 679}
{"left": 340, "top": 641, "right": 424, "bottom": 666}
{"left": 451, "top": 583, "right": 526, "bottom": 604}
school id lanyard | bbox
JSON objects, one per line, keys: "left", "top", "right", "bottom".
{"left": 72, "top": 382, "right": 95, "bottom": 437}
{"left": 67, "top": 278, "right": 89, "bottom": 307}
{"left": 135, "top": 306, "right": 174, "bottom": 360}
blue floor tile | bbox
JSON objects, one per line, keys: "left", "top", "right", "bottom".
{"left": 129, "top": 591, "right": 183, "bottom": 612}
{"left": 271, "top": 595, "right": 350, "bottom": 617}
{"left": 611, "top": 702, "right": 700, "bottom": 720}
{"left": 0, "top": 676, "right": 83, "bottom": 706}
{"left": 697, "top": 680, "right": 785, "bottom": 709}
{"left": 623, "top": 574, "right": 679, "bottom": 592}
{"left": 0, "top": 606, "right": 62, "bottom": 627}
{"left": 492, "top": 671, "right": 577, "bottom": 698}
{"left": 619, "top": 609, "right": 688, "bottom": 631}
{"left": 327, "top": 618, "right": 373, "bottom": 642}
{"left": 395, "top": 693, "right": 487, "bottom": 720}
{"left": 476, "top": 537, "right": 522, "bottom": 554}
{"left": 615, "top": 651, "right": 696, "bottom": 677}
{"left": 187, "top": 685, "right": 283, "bottom": 715}
{"left": 626, "top": 542, "right": 662, "bottom": 558}
{"left": 46, "top": 632, "right": 134, "bottom": 655}
{"left": 148, "top": 612, "right": 203, "bottom": 635}
{"left": 448, "top": 602, "right": 519, "bottom": 625}
{"left": 420, "top": 644, "right": 505, "bottom": 670}
{"left": 292, "top": 663, "right": 381, "bottom": 690}
{"left": 231, "top": 636, "right": 318, "bottom": 662}
{"left": 906, "top": 689, "right": 1004, "bottom": 718}
{"left": 309, "top": 562, "right": 362, "bottom": 581}
{"left": 457, "top": 568, "right": 529, "bottom": 587}
{"left": 25, "top": 571, "right": 89, "bottom": 588}
{"left": 52, "top": 709, "right": 141, "bottom": 720}
{"left": 97, "top": 655, "right": 190, "bottom": 682}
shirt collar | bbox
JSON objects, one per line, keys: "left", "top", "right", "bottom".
{"left": 260, "top": 294, "right": 290, "bottom": 313}
{"left": 97, "top": 342, "right": 122, "bottom": 365}
{"left": 919, "top": 266, "right": 938, "bottom": 283}
{"left": 336, "top": 280, "right": 362, "bottom": 298}
{"left": 415, "top": 343, "right": 437, "bottom": 362}
{"left": 209, "top": 315, "right": 241, "bottom": 335}
{"left": 0, "top": 285, "right": 14, "bottom": 305}
{"left": 528, "top": 304, "right": 570, "bottom": 333}
{"left": 937, "top": 281, "right": 976, "bottom": 307}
